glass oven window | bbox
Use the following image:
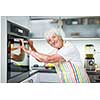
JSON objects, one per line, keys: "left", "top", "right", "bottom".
{"left": 7, "top": 38, "right": 29, "bottom": 80}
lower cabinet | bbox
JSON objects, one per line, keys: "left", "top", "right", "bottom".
{"left": 39, "top": 73, "right": 60, "bottom": 83}
{"left": 21, "top": 71, "right": 100, "bottom": 83}
{"left": 21, "top": 73, "right": 39, "bottom": 83}
{"left": 21, "top": 72, "right": 60, "bottom": 83}
{"left": 88, "top": 75, "right": 100, "bottom": 83}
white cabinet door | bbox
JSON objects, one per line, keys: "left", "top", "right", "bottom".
{"left": 39, "top": 73, "right": 60, "bottom": 83}
{"left": 21, "top": 72, "right": 60, "bottom": 83}
{"left": 21, "top": 73, "right": 39, "bottom": 83}
{"left": 6, "top": 16, "right": 30, "bottom": 29}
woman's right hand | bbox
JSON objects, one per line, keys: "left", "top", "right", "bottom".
{"left": 19, "top": 39, "right": 25, "bottom": 49}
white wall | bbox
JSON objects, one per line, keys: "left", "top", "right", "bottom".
{"left": 29, "top": 20, "right": 57, "bottom": 38}
{"left": 1, "top": 16, "right": 7, "bottom": 83}
{"left": 29, "top": 40, "right": 57, "bottom": 69}
{"left": 0, "top": 16, "right": 1, "bottom": 82}
{"left": 30, "top": 39, "right": 100, "bottom": 68}
{"left": 29, "top": 20, "right": 100, "bottom": 68}
{"left": 70, "top": 40, "right": 100, "bottom": 66}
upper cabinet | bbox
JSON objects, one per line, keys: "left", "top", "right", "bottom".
{"left": 6, "top": 16, "right": 30, "bottom": 29}
{"left": 5, "top": 16, "right": 100, "bottom": 39}
{"left": 65, "top": 17, "right": 100, "bottom": 25}
{"left": 63, "top": 17, "right": 100, "bottom": 38}
{"left": 29, "top": 16, "right": 100, "bottom": 39}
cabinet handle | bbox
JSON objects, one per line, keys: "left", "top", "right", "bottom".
{"left": 28, "top": 79, "right": 33, "bottom": 83}
{"left": 98, "top": 76, "right": 100, "bottom": 79}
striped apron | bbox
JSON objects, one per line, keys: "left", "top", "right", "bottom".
{"left": 55, "top": 61, "right": 90, "bottom": 83}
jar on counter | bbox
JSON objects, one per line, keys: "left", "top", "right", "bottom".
{"left": 85, "top": 44, "right": 95, "bottom": 58}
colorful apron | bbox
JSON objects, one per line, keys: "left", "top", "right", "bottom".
{"left": 55, "top": 61, "right": 90, "bottom": 83}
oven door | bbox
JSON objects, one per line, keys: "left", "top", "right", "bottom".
{"left": 7, "top": 37, "right": 29, "bottom": 82}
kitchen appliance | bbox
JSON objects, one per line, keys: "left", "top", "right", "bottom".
{"left": 84, "top": 44, "right": 95, "bottom": 71}
{"left": 7, "top": 21, "right": 30, "bottom": 82}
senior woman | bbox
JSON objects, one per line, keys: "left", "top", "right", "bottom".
{"left": 20, "top": 28, "right": 90, "bottom": 83}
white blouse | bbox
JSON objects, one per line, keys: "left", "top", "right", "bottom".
{"left": 57, "top": 41, "right": 82, "bottom": 66}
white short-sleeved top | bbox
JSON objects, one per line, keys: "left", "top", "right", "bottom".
{"left": 57, "top": 41, "right": 82, "bottom": 66}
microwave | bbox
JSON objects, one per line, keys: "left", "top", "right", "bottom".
{"left": 7, "top": 21, "right": 29, "bottom": 37}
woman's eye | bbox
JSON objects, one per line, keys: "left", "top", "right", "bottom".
{"left": 48, "top": 39, "right": 51, "bottom": 42}
{"left": 52, "top": 36, "right": 56, "bottom": 38}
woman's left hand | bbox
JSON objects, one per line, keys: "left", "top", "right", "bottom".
{"left": 28, "top": 40, "right": 37, "bottom": 52}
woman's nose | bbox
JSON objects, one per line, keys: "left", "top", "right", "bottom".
{"left": 51, "top": 40, "right": 55, "bottom": 45}
{"left": 50, "top": 39, "right": 54, "bottom": 42}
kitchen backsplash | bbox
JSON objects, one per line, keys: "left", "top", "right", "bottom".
{"left": 29, "top": 39, "right": 100, "bottom": 69}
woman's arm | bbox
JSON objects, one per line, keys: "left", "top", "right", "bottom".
{"left": 28, "top": 40, "right": 37, "bottom": 52}
{"left": 30, "top": 51, "right": 65, "bottom": 63}
{"left": 20, "top": 39, "right": 65, "bottom": 63}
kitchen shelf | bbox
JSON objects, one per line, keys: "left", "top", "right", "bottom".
{"left": 30, "top": 38, "right": 45, "bottom": 41}
{"left": 65, "top": 17, "right": 100, "bottom": 25}
{"left": 63, "top": 38, "right": 100, "bottom": 41}
{"left": 30, "top": 38, "right": 100, "bottom": 41}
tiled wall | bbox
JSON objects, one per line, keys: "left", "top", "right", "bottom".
{"left": 29, "top": 40, "right": 100, "bottom": 68}
{"left": 29, "top": 21, "right": 100, "bottom": 69}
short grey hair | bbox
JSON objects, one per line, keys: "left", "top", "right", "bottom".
{"left": 44, "top": 28, "right": 62, "bottom": 40}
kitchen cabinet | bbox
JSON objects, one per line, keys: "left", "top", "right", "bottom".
{"left": 39, "top": 73, "right": 60, "bottom": 83}
{"left": 21, "top": 72, "right": 60, "bottom": 83}
{"left": 29, "top": 16, "right": 100, "bottom": 39}
{"left": 6, "top": 16, "right": 30, "bottom": 29}
{"left": 64, "top": 17, "right": 100, "bottom": 38}
{"left": 88, "top": 74, "right": 100, "bottom": 83}
{"left": 21, "top": 73, "right": 39, "bottom": 83}
{"left": 65, "top": 17, "right": 100, "bottom": 25}
{"left": 87, "top": 71, "right": 100, "bottom": 83}
{"left": 30, "top": 16, "right": 59, "bottom": 20}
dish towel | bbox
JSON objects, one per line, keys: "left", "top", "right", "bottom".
{"left": 55, "top": 61, "right": 90, "bottom": 83}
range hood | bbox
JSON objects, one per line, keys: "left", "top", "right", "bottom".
{"left": 29, "top": 16, "right": 83, "bottom": 20}
{"left": 29, "top": 16, "right": 59, "bottom": 20}
{"left": 30, "top": 16, "right": 100, "bottom": 20}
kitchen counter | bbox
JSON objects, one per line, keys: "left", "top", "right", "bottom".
{"left": 31, "top": 66, "right": 56, "bottom": 73}
{"left": 86, "top": 70, "right": 100, "bottom": 83}
{"left": 8, "top": 66, "right": 100, "bottom": 83}
{"left": 87, "top": 71, "right": 100, "bottom": 75}
{"left": 8, "top": 67, "right": 57, "bottom": 83}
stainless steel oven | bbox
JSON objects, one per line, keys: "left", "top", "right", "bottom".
{"left": 7, "top": 21, "right": 30, "bottom": 83}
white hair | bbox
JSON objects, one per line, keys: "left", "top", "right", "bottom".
{"left": 44, "top": 28, "right": 61, "bottom": 40}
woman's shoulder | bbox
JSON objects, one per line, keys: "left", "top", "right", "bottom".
{"left": 64, "top": 41, "right": 73, "bottom": 47}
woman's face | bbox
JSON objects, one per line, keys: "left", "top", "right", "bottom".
{"left": 47, "top": 34, "right": 63, "bottom": 49}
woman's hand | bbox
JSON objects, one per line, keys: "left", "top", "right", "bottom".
{"left": 28, "top": 40, "right": 33, "bottom": 48}
{"left": 28, "top": 40, "right": 37, "bottom": 52}
{"left": 20, "top": 39, "right": 25, "bottom": 49}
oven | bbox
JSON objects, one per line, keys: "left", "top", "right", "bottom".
{"left": 7, "top": 21, "right": 30, "bottom": 83}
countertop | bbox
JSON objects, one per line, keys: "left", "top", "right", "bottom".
{"left": 8, "top": 67, "right": 100, "bottom": 83}
{"left": 87, "top": 70, "right": 100, "bottom": 75}
{"left": 8, "top": 67, "right": 57, "bottom": 83}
